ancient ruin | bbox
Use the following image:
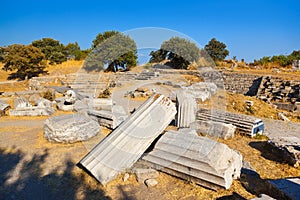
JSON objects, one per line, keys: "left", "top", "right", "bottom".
{"left": 44, "top": 114, "right": 100, "bottom": 143}
{"left": 80, "top": 94, "right": 177, "bottom": 185}
{"left": 142, "top": 129, "right": 243, "bottom": 190}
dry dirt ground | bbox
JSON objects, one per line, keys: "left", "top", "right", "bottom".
{"left": 1, "top": 114, "right": 300, "bottom": 200}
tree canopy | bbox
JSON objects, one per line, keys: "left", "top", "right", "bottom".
{"left": 149, "top": 37, "right": 201, "bottom": 69}
{"left": 32, "top": 38, "right": 66, "bottom": 64}
{"left": 253, "top": 50, "right": 300, "bottom": 67}
{"left": 2, "top": 44, "right": 46, "bottom": 80}
{"left": 204, "top": 38, "right": 229, "bottom": 61}
{"left": 84, "top": 31, "right": 137, "bottom": 72}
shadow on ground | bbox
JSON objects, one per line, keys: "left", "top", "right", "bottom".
{"left": 249, "top": 141, "right": 288, "bottom": 164}
{"left": 0, "top": 147, "right": 110, "bottom": 200}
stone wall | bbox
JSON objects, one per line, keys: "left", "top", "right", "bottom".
{"left": 222, "top": 73, "right": 262, "bottom": 96}
{"left": 257, "top": 76, "right": 300, "bottom": 103}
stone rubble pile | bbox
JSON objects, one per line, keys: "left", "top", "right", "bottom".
{"left": 9, "top": 97, "right": 55, "bottom": 116}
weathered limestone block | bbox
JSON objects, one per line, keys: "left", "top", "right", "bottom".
{"left": 14, "top": 97, "right": 31, "bottom": 109}
{"left": 267, "top": 136, "right": 300, "bottom": 167}
{"left": 132, "top": 168, "right": 159, "bottom": 183}
{"left": 10, "top": 97, "right": 55, "bottom": 116}
{"left": 0, "top": 100, "right": 10, "bottom": 116}
{"left": 142, "top": 130, "right": 243, "bottom": 190}
{"left": 191, "top": 120, "right": 236, "bottom": 139}
{"left": 88, "top": 105, "right": 128, "bottom": 129}
{"left": 44, "top": 114, "right": 100, "bottom": 143}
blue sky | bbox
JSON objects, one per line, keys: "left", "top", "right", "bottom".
{"left": 0, "top": 0, "right": 299, "bottom": 62}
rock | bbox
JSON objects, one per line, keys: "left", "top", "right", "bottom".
{"left": 132, "top": 168, "right": 159, "bottom": 183}
{"left": 142, "top": 130, "right": 243, "bottom": 190}
{"left": 145, "top": 179, "right": 158, "bottom": 187}
{"left": 245, "top": 100, "right": 254, "bottom": 107}
{"left": 267, "top": 136, "right": 300, "bottom": 167}
{"left": 191, "top": 121, "right": 236, "bottom": 139}
{"left": 123, "top": 173, "right": 130, "bottom": 182}
{"left": 251, "top": 194, "right": 275, "bottom": 200}
{"left": 135, "top": 87, "right": 149, "bottom": 93}
{"left": 14, "top": 97, "right": 31, "bottom": 109}
{"left": 44, "top": 114, "right": 100, "bottom": 143}
{"left": 268, "top": 178, "right": 300, "bottom": 200}
{"left": 65, "top": 90, "right": 77, "bottom": 104}
{"left": 28, "top": 93, "right": 42, "bottom": 103}
{"left": 56, "top": 102, "right": 74, "bottom": 111}
{"left": 278, "top": 112, "right": 290, "bottom": 122}
{"left": 0, "top": 100, "right": 10, "bottom": 116}
{"left": 34, "top": 97, "right": 53, "bottom": 108}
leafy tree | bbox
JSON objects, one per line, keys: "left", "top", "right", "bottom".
{"left": 204, "top": 38, "right": 229, "bottom": 61}
{"left": 84, "top": 31, "right": 137, "bottom": 72}
{"left": 2, "top": 44, "right": 46, "bottom": 80}
{"left": 32, "top": 38, "right": 66, "bottom": 64}
{"left": 0, "top": 47, "right": 5, "bottom": 62}
{"left": 64, "top": 42, "right": 81, "bottom": 60}
{"left": 149, "top": 49, "right": 168, "bottom": 63}
{"left": 92, "top": 31, "right": 119, "bottom": 49}
{"left": 149, "top": 37, "right": 201, "bottom": 69}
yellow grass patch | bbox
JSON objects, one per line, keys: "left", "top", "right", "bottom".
{"left": 46, "top": 60, "right": 84, "bottom": 76}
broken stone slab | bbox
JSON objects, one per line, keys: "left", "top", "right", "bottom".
{"left": 74, "top": 98, "right": 113, "bottom": 112}
{"left": 0, "top": 100, "right": 10, "bottom": 116}
{"left": 123, "top": 173, "right": 130, "bottom": 182}
{"left": 56, "top": 102, "right": 74, "bottom": 111}
{"left": 145, "top": 179, "right": 158, "bottom": 187}
{"left": 278, "top": 112, "right": 290, "bottom": 122}
{"left": 9, "top": 106, "right": 56, "bottom": 116}
{"left": 14, "top": 97, "right": 32, "bottom": 109}
{"left": 251, "top": 194, "right": 276, "bottom": 200}
{"left": 181, "top": 82, "right": 218, "bottom": 102}
{"left": 88, "top": 105, "right": 128, "bottom": 129}
{"left": 79, "top": 94, "right": 176, "bottom": 185}
{"left": 267, "top": 136, "right": 300, "bottom": 167}
{"left": 268, "top": 178, "right": 300, "bottom": 200}
{"left": 33, "top": 97, "right": 53, "bottom": 108}
{"left": 142, "top": 129, "right": 243, "bottom": 190}
{"left": 175, "top": 90, "right": 197, "bottom": 128}
{"left": 132, "top": 168, "right": 159, "bottom": 183}
{"left": 191, "top": 120, "right": 236, "bottom": 139}
{"left": 44, "top": 114, "right": 100, "bottom": 143}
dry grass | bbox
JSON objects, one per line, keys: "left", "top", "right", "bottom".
{"left": 221, "top": 66, "right": 300, "bottom": 81}
{"left": 46, "top": 60, "right": 83, "bottom": 76}
{"left": 219, "top": 135, "right": 300, "bottom": 180}
{"left": 0, "top": 81, "right": 29, "bottom": 92}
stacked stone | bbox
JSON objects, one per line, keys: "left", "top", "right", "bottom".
{"left": 257, "top": 76, "right": 300, "bottom": 103}
{"left": 222, "top": 73, "right": 262, "bottom": 95}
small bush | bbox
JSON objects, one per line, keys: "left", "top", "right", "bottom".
{"left": 42, "top": 89, "right": 55, "bottom": 101}
{"left": 98, "top": 88, "right": 111, "bottom": 98}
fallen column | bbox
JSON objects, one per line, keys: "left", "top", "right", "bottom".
{"left": 197, "top": 108, "right": 264, "bottom": 137}
{"left": 175, "top": 90, "right": 197, "bottom": 128}
{"left": 79, "top": 94, "right": 176, "bottom": 185}
{"left": 142, "top": 129, "right": 243, "bottom": 190}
